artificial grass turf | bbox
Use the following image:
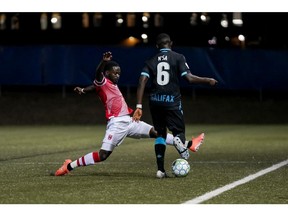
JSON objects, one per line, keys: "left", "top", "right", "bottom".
{"left": 0, "top": 124, "right": 287, "bottom": 204}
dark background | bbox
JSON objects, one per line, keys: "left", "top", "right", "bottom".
{"left": 1, "top": 12, "right": 288, "bottom": 49}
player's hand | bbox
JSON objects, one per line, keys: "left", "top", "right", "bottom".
{"left": 132, "top": 108, "right": 142, "bottom": 122}
{"left": 74, "top": 87, "right": 85, "bottom": 95}
{"left": 209, "top": 78, "right": 218, "bottom": 86}
{"left": 103, "top": 51, "right": 112, "bottom": 61}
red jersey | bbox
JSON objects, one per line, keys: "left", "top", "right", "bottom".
{"left": 93, "top": 76, "right": 133, "bottom": 120}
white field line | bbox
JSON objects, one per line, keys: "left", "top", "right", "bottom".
{"left": 183, "top": 159, "right": 288, "bottom": 204}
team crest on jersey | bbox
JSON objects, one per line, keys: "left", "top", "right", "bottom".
{"left": 108, "top": 134, "right": 113, "bottom": 140}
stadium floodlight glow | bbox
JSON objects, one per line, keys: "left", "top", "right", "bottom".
{"left": 141, "top": 33, "right": 148, "bottom": 43}
{"left": 51, "top": 13, "right": 61, "bottom": 29}
{"left": 200, "top": 14, "right": 207, "bottom": 22}
{"left": 82, "top": 13, "right": 89, "bottom": 28}
{"left": 142, "top": 16, "right": 148, "bottom": 22}
{"left": 238, "top": 34, "right": 245, "bottom": 42}
{"left": 200, "top": 12, "right": 210, "bottom": 24}
{"left": 116, "top": 13, "right": 123, "bottom": 27}
{"left": 208, "top": 36, "right": 217, "bottom": 45}
{"left": 141, "top": 33, "right": 148, "bottom": 40}
{"left": 232, "top": 12, "right": 243, "bottom": 26}
{"left": 51, "top": 17, "right": 57, "bottom": 24}
{"left": 142, "top": 12, "right": 150, "bottom": 28}
{"left": 0, "top": 14, "right": 6, "bottom": 30}
{"left": 142, "top": 12, "right": 150, "bottom": 21}
{"left": 117, "top": 18, "right": 123, "bottom": 24}
{"left": 190, "top": 13, "right": 197, "bottom": 26}
{"left": 233, "top": 19, "right": 243, "bottom": 26}
{"left": 128, "top": 36, "right": 135, "bottom": 41}
{"left": 40, "top": 13, "right": 48, "bottom": 30}
{"left": 121, "top": 36, "right": 140, "bottom": 47}
{"left": 221, "top": 14, "right": 228, "bottom": 28}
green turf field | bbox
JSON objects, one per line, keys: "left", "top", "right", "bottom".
{"left": 0, "top": 124, "right": 287, "bottom": 204}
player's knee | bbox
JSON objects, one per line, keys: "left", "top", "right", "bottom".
{"left": 99, "top": 150, "right": 112, "bottom": 161}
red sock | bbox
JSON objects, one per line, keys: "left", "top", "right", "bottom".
{"left": 93, "top": 151, "right": 101, "bottom": 162}
{"left": 74, "top": 151, "right": 101, "bottom": 168}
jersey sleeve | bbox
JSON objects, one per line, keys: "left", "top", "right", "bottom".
{"left": 178, "top": 54, "right": 191, "bottom": 77}
{"left": 140, "top": 64, "right": 150, "bottom": 78}
{"left": 93, "top": 73, "right": 106, "bottom": 86}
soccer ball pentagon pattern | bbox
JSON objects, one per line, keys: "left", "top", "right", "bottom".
{"left": 171, "top": 158, "right": 190, "bottom": 177}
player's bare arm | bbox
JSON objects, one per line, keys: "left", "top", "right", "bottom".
{"left": 74, "top": 85, "right": 96, "bottom": 95}
{"left": 95, "top": 51, "right": 113, "bottom": 82}
{"left": 133, "top": 75, "right": 148, "bottom": 122}
{"left": 185, "top": 73, "right": 218, "bottom": 86}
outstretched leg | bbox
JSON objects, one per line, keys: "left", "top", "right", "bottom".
{"left": 55, "top": 150, "right": 112, "bottom": 176}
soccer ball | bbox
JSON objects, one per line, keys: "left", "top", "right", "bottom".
{"left": 171, "top": 158, "right": 190, "bottom": 177}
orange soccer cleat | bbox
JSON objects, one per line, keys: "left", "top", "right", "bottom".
{"left": 190, "top": 133, "right": 205, "bottom": 152}
{"left": 55, "top": 159, "right": 72, "bottom": 176}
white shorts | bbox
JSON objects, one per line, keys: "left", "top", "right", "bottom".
{"left": 101, "top": 115, "right": 153, "bottom": 151}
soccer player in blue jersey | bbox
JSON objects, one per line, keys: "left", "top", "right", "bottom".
{"left": 133, "top": 33, "right": 218, "bottom": 178}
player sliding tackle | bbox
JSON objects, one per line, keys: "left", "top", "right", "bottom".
{"left": 55, "top": 51, "right": 201, "bottom": 177}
